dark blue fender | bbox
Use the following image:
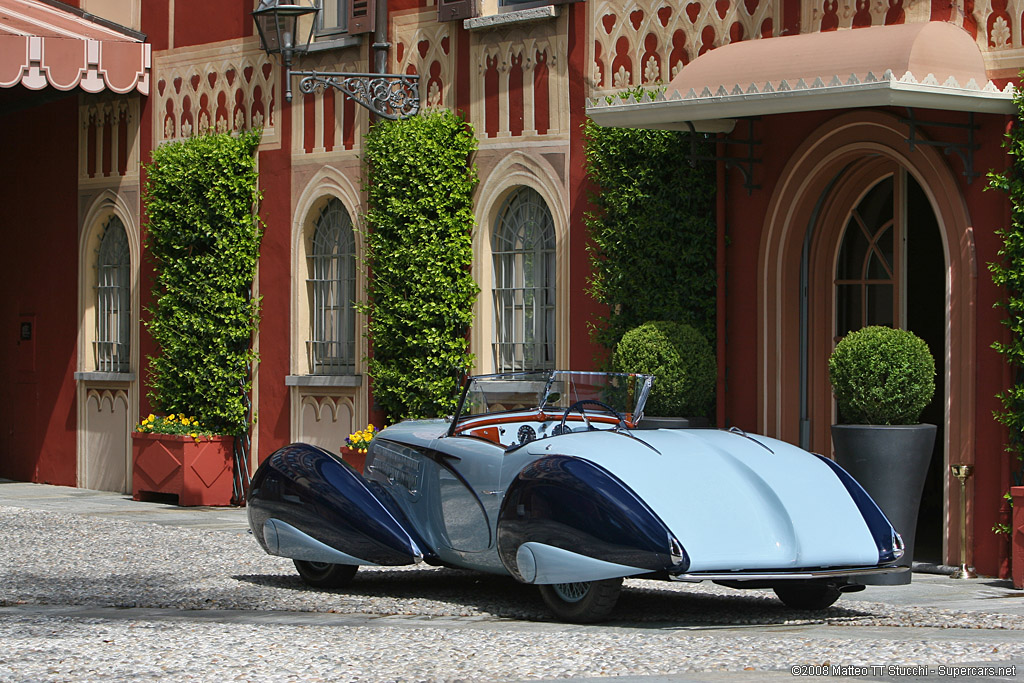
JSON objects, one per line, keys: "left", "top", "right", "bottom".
{"left": 816, "top": 455, "right": 903, "bottom": 564}
{"left": 496, "top": 455, "right": 689, "bottom": 581}
{"left": 247, "top": 443, "right": 431, "bottom": 565}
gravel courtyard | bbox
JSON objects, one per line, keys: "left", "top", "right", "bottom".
{"left": 1, "top": 503, "right": 1023, "bottom": 682}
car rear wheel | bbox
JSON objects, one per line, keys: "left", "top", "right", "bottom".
{"left": 773, "top": 582, "right": 842, "bottom": 610}
{"left": 538, "top": 577, "right": 623, "bottom": 623}
{"left": 293, "top": 560, "right": 358, "bottom": 588}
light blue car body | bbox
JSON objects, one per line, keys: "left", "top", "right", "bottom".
{"left": 368, "top": 415, "right": 888, "bottom": 581}
{"left": 247, "top": 371, "right": 904, "bottom": 619}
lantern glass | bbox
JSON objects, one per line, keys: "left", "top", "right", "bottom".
{"left": 252, "top": 1, "right": 318, "bottom": 56}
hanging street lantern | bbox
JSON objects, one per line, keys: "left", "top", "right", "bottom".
{"left": 252, "top": 0, "right": 419, "bottom": 120}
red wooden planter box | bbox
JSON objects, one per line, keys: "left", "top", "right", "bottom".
{"left": 132, "top": 432, "right": 235, "bottom": 507}
{"left": 340, "top": 446, "right": 366, "bottom": 474}
{"left": 1013, "top": 486, "right": 1024, "bottom": 589}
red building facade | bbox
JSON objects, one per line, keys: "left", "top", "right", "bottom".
{"left": 1, "top": 0, "right": 1021, "bottom": 577}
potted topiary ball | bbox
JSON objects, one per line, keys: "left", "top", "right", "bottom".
{"left": 612, "top": 321, "right": 716, "bottom": 429}
{"left": 829, "top": 325, "right": 936, "bottom": 585}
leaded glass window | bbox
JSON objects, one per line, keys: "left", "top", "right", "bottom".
{"left": 95, "top": 216, "right": 130, "bottom": 373}
{"left": 492, "top": 187, "right": 556, "bottom": 372}
{"left": 835, "top": 176, "right": 898, "bottom": 339}
{"left": 308, "top": 198, "right": 356, "bottom": 374}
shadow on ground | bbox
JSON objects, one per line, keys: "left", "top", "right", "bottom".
{"left": 231, "top": 566, "right": 876, "bottom": 627}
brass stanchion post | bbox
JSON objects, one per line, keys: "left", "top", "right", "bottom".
{"left": 950, "top": 464, "right": 977, "bottom": 579}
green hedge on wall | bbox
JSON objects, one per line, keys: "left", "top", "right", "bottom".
{"left": 143, "top": 130, "right": 263, "bottom": 436}
{"left": 584, "top": 117, "right": 717, "bottom": 354}
{"left": 988, "top": 84, "right": 1024, "bottom": 496}
{"left": 363, "top": 111, "right": 479, "bottom": 422}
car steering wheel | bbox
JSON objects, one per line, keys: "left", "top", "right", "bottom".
{"left": 558, "top": 399, "right": 628, "bottom": 434}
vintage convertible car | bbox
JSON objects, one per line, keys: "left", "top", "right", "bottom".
{"left": 247, "top": 371, "right": 905, "bottom": 622}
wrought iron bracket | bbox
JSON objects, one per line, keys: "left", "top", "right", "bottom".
{"left": 686, "top": 119, "right": 762, "bottom": 195}
{"left": 900, "top": 109, "right": 980, "bottom": 184}
{"left": 287, "top": 68, "right": 420, "bottom": 120}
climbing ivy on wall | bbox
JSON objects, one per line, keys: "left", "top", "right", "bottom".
{"left": 143, "top": 130, "right": 263, "bottom": 437}
{"left": 363, "top": 111, "right": 479, "bottom": 422}
{"left": 987, "top": 84, "right": 1024, "bottom": 518}
{"left": 583, "top": 115, "right": 717, "bottom": 354}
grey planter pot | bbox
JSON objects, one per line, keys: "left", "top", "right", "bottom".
{"left": 831, "top": 423, "right": 937, "bottom": 585}
{"left": 636, "top": 416, "right": 710, "bottom": 430}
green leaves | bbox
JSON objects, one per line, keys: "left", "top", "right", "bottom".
{"left": 583, "top": 117, "right": 717, "bottom": 354}
{"left": 828, "top": 326, "right": 935, "bottom": 425}
{"left": 143, "top": 130, "right": 263, "bottom": 436}
{"left": 612, "top": 321, "right": 716, "bottom": 418}
{"left": 988, "top": 84, "right": 1024, "bottom": 488}
{"left": 363, "top": 112, "right": 479, "bottom": 422}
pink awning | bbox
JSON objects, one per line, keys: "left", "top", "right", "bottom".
{"left": 0, "top": 0, "right": 149, "bottom": 95}
{"left": 587, "top": 22, "right": 1015, "bottom": 133}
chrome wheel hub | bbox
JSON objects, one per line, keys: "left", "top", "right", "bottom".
{"left": 551, "top": 581, "right": 590, "bottom": 603}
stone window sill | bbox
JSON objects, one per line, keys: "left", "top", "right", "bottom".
{"left": 74, "top": 371, "right": 136, "bottom": 383}
{"left": 306, "top": 35, "right": 362, "bottom": 53}
{"left": 285, "top": 374, "right": 363, "bottom": 387}
{"left": 464, "top": 5, "right": 559, "bottom": 31}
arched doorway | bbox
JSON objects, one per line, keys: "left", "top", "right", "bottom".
{"left": 809, "top": 159, "right": 947, "bottom": 563}
{"left": 759, "top": 110, "right": 977, "bottom": 566}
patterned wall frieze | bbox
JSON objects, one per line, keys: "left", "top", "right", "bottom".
{"left": 394, "top": 10, "right": 455, "bottom": 113}
{"left": 799, "top": 0, "right": 932, "bottom": 33}
{"left": 291, "top": 390, "right": 360, "bottom": 450}
{"left": 972, "top": 0, "right": 1024, "bottom": 76}
{"left": 291, "top": 48, "right": 369, "bottom": 158}
{"left": 470, "top": 15, "right": 569, "bottom": 141}
{"left": 79, "top": 385, "right": 133, "bottom": 493}
{"left": 589, "top": 0, "right": 778, "bottom": 98}
{"left": 795, "top": 0, "right": 1024, "bottom": 78}
{"left": 79, "top": 95, "right": 140, "bottom": 184}
{"left": 153, "top": 40, "right": 277, "bottom": 146}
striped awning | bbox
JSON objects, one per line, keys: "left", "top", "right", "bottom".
{"left": 0, "top": 0, "right": 150, "bottom": 95}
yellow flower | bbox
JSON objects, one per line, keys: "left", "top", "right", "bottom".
{"left": 147, "top": 414, "right": 155, "bottom": 422}
{"left": 189, "top": 432, "right": 198, "bottom": 439}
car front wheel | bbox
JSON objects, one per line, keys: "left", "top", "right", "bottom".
{"left": 538, "top": 577, "right": 623, "bottom": 623}
{"left": 773, "top": 582, "right": 842, "bottom": 610}
{"left": 293, "top": 560, "right": 358, "bottom": 588}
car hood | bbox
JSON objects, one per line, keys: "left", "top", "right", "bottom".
{"left": 524, "top": 428, "right": 881, "bottom": 572}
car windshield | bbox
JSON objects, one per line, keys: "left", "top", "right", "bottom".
{"left": 453, "top": 371, "right": 654, "bottom": 425}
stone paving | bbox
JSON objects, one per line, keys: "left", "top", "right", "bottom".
{"left": 1, "top": 479, "right": 1023, "bottom": 682}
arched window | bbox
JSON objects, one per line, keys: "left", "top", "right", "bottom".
{"left": 835, "top": 175, "right": 898, "bottom": 339}
{"left": 492, "top": 187, "right": 556, "bottom": 371}
{"left": 95, "top": 216, "right": 130, "bottom": 373}
{"left": 308, "top": 198, "right": 356, "bottom": 374}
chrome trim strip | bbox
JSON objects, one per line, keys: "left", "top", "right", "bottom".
{"left": 670, "top": 565, "right": 907, "bottom": 582}
{"left": 726, "top": 426, "right": 775, "bottom": 454}
{"left": 264, "top": 518, "right": 379, "bottom": 566}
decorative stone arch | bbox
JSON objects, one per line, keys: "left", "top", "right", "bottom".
{"left": 758, "top": 109, "right": 976, "bottom": 563}
{"left": 291, "top": 165, "right": 365, "bottom": 377}
{"left": 472, "top": 150, "right": 570, "bottom": 373}
{"left": 77, "top": 189, "right": 141, "bottom": 375}
{"left": 289, "top": 166, "right": 365, "bottom": 445}
{"left": 76, "top": 189, "right": 141, "bottom": 493}
{"left": 296, "top": 393, "right": 357, "bottom": 452}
